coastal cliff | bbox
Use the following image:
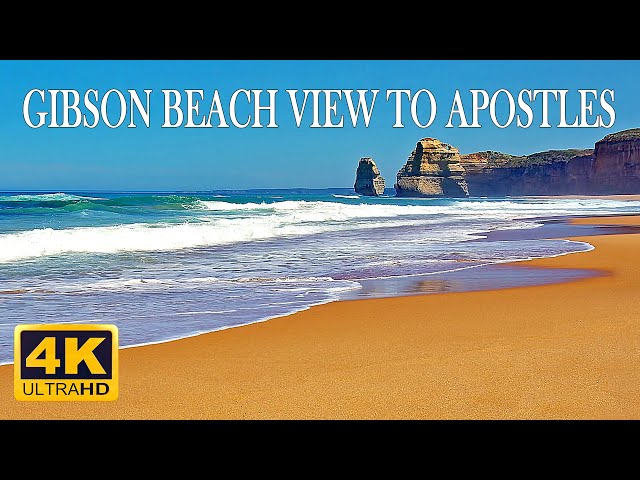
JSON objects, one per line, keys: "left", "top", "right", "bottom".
{"left": 461, "top": 149, "right": 595, "bottom": 196}
{"left": 590, "top": 129, "right": 640, "bottom": 193}
{"left": 354, "top": 157, "right": 385, "bottom": 196}
{"left": 394, "top": 138, "right": 469, "bottom": 197}
{"left": 355, "top": 128, "right": 640, "bottom": 198}
{"left": 460, "top": 128, "right": 640, "bottom": 196}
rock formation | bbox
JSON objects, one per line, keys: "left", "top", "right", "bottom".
{"left": 591, "top": 129, "right": 640, "bottom": 193}
{"left": 460, "top": 128, "right": 640, "bottom": 196}
{"left": 461, "top": 149, "right": 594, "bottom": 196}
{"left": 356, "top": 128, "right": 640, "bottom": 198}
{"left": 394, "top": 138, "right": 469, "bottom": 197}
{"left": 353, "top": 157, "right": 384, "bottom": 197}
{"left": 354, "top": 157, "right": 385, "bottom": 196}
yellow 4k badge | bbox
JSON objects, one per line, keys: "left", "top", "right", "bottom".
{"left": 14, "top": 324, "right": 118, "bottom": 401}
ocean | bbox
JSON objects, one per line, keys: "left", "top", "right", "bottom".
{"left": 1, "top": 189, "right": 640, "bottom": 365}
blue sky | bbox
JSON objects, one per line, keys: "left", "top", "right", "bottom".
{"left": 1, "top": 60, "right": 639, "bottom": 191}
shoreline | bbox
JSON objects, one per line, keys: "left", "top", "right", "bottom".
{"left": 0, "top": 213, "right": 613, "bottom": 367}
{"left": 1, "top": 214, "right": 640, "bottom": 419}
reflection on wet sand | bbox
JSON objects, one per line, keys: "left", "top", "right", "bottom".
{"left": 409, "top": 279, "right": 458, "bottom": 294}
{"left": 339, "top": 264, "right": 601, "bottom": 301}
{"left": 349, "top": 277, "right": 460, "bottom": 298}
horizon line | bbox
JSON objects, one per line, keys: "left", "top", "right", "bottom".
{"left": 0, "top": 187, "right": 364, "bottom": 193}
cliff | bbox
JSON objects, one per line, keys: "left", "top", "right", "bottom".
{"left": 590, "top": 129, "right": 640, "bottom": 193}
{"left": 395, "top": 138, "right": 469, "bottom": 197}
{"left": 461, "top": 128, "right": 640, "bottom": 196}
{"left": 461, "top": 149, "right": 595, "bottom": 196}
{"left": 354, "top": 157, "right": 385, "bottom": 196}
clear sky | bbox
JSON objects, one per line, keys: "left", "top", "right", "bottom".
{"left": 1, "top": 60, "right": 639, "bottom": 191}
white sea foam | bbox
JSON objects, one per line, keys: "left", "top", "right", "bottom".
{"left": 455, "top": 199, "right": 640, "bottom": 211}
{"left": 198, "top": 198, "right": 640, "bottom": 217}
{"left": 0, "top": 198, "right": 637, "bottom": 262}
{"left": 2, "top": 196, "right": 637, "bottom": 366}
{"left": 0, "top": 273, "right": 363, "bottom": 294}
{"left": 0, "top": 217, "right": 326, "bottom": 262}
{"left": 0, "top": 192, "right": 106, "bottom": 201}
{"left": 175, "top": 310, "right": 238, "bottom": 316}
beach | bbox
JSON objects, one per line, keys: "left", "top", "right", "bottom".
{"left": 1, "top": 213, "right": 639, "bottom": 420}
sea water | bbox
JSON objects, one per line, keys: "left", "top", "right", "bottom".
{"left": 1, "top": 189, "right": 639, "bottom": 364}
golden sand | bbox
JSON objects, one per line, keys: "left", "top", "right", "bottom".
{"left": 1, "top": 215, "right": 640, "bottom": 419}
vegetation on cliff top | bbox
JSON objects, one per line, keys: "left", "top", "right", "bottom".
{"left": 601, "top": 128, "right": 640, "bottom": 142}
{"left": 462, "top": 149, "right": 594, "bottom": 168}
{"left": 514, "top": 149, "right": 594, "bottom": 166}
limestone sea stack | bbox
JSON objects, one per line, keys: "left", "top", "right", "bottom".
{"left": 354, "top": 157, "right": 386, "bottom": 196}
{"left": 394, "top": 138, "right": 469, "bottom": 197}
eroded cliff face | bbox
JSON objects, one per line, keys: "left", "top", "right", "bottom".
{"left": 395, "top": 138, "right": 469, "bottom": 197}
{"left": 460, "top": 129, "right": 640, "bottom": 196}
{"left": 354, "top": 157, "right": 385, "bottom": 196}
{"left": 461, "top": 150, "right": 595, "bottom": 196}
{"left": 590, "top": 129, "right": 640, "bottom": 193}
{"left": 360, "top": 129, "right": 640, "bottom": 198}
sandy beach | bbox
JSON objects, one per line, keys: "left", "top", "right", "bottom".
{"left": 1, "top": 214, "right": 640, "bottom": 420}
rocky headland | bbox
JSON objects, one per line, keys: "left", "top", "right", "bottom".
{"left": 355, "top": 128, "right": 640, "bottom": 197}
{"left": 590, "top": 129, "right": 640, "bottom": 194}
{"left": 460, "top": 128, "right": 640, "bottom": 196}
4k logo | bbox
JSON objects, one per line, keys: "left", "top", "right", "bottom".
{"left": 14, "top": 324, "right": 118, "bottom": 401}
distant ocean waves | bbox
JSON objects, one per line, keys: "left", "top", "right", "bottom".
{"left": 2, "top": 193, "right": 639, "bottom": 262}
{"left": 1, "top": 190, "right": 640, "bottom": 364}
